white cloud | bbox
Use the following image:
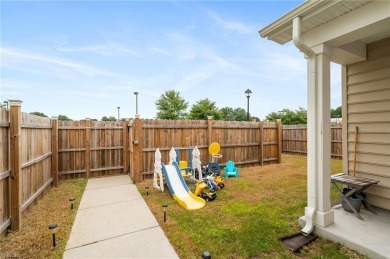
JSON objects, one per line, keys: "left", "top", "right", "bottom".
{"left": 1, "top": 47, "right": 115, "bottom": 78}
{"left": 148, "top": 47, "right": 173, "bottom": 57}
{"left": 58, "top": 43, "right": 141, "bottom": 57}
{"left": 173, "top": 65, "right": 218, "bottom": 91}
{"left": 208, "top": 11, "right": 252, "bottom": 34}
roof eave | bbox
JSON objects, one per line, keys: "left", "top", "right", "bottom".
{"left": 259, "top": 0, "right": 324, "bottom": 43}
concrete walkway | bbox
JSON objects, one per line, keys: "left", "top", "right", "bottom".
{"left": 63, "top": 175, "right": 178, "bottom": 259}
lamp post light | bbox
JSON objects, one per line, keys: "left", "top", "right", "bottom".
{"left": 162, "top": 203, "right": 168, "bottom": 222}
{"left": 245, "top": 89, "right": 252, "bottom": 121}
{"left": 145, "top": 186, "right": 149, "bottom": 196}
{"left": 117, "top": 106, "right": 120, "bottom": 121}
{"left": 134, "top": 92, "right": 139, "bottom": 116}
{"left": 48, "top": 223, "right": 58, "bottom": 248}
{"left": 69, "top": 197, "right": 75, "bottom": 210}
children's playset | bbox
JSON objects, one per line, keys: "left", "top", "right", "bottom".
{"left": 153, "top": 142, "right": 239, "bottom": 210}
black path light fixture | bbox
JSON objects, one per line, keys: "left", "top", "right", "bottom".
{"left": 145, "top": 186, "right": 149, "bottom": 196}
{"left": 48, "top": 223, "right": 58, "bottom": 248}
{"left": 202, "top": 251, "right": 211, "bottom": 259}
{"left": 69, "top": 197, "right": 75, "bottom": 210}
{"left": 245, "top": 89, "right": 252, "bottom": 121}
{"left": 162, "top": 203, "right": 168, "bottom": 222}
{"left": 134, "top": 92, "right": 139, "bottom": 116}
{"left": 117, "top": 106, "right": 120, "bottom": 121}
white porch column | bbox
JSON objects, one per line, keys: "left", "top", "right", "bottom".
{"left": 306, "top": 43, "right": 334, "bottom": 228}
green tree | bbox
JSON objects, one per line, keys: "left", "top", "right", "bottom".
{"left": 30, "top": 112, "right": 48, "bottom": 117}
{"left": 220, "top": 107, "right": 250, "bottom": 121}
{"left": 331, "top": 106, "right": 342, "bottom": 118}
{"left": 188, "top": 98, "right": 221, "bottom": 120}
{"left": 101, "top": 116, "right": 117, "bottom": 121}
{"left": 155, "top": 90, "right": 188, "bottom": 120}
{"left": 265, "top": 107, "right": 307, "bottom": 125}
{"left": 58, "top": 115, "right": 72, "bottom": 121}
{"left": 220, "top": 107, "right": 235, "bottom": 121}
{"left": 234, "top": 108, "right": 248, "bottom": 121}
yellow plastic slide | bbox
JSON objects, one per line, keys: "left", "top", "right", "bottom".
{"left": 161, "top": 163, "right": 206, "bottom": 210}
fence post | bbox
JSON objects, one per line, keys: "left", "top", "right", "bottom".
{"left": 51, "top": 117, "right": 58, "bottom": 187}
{"left": 85, "top": 119, "right": 91, "bottom": 179}
{"left": 133, "top": 116, "right": 143, "bottom": 183}
{"left": 9, "top": 99, "right": 22, "bottom": 231}
{"left": 276, "top": 119, "right": 282, "bottom": 164}
{"left": 123, "top": 120, "right": 129, "bottom": 174}
{"left": 259, "top": 121, "right": 264, "bottom": 166}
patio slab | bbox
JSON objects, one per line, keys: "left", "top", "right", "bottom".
{"left": 64, "top": 175, "right": 178, "bottom": 258}
{"left": 300, "top": 206, "right": 390, "bottom": 259}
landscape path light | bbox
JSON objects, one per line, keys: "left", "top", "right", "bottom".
{"left": 48, "top": 223, "right": 58, "bottom": 248}
{"left": 69, "top": 197, "right": 75, "bottom": 210}
{"left": 145, "top": 186, "right": 149, "bottom": 196}
{"left": 162, "top": 203, "right": 168, "bottom": 222}
{"left": 202, "top": 251, "right": 211, "bottom": 259}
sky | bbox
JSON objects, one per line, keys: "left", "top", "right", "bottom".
{"left": 1, "top": 0, "right": 342, "bottom": 121}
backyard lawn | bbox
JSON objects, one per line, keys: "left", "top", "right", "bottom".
{"left": 0, "top": 179, "right": 87, "bottom": 259}
{"left": 137, "top": 154, "right": 363, "bottom": 258}
{"left": 0, "top": 154, "right": 362, "bottom": 258}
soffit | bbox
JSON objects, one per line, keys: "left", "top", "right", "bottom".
{"left": 260, "top": 0, "right": 373, "bottom": 45}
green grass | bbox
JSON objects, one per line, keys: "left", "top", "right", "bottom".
{"left": 0, "top": 178, "right": 87, "bottom": 259}
{"left": 137, "top": 154, "right": 363, "bottom": 258}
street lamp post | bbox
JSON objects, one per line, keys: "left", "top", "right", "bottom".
{"left": 134, "top": 92, "right": 139, "bottom": 116}
{"left": 245, "top": 89, "right": 252, "bottom": 121}
{"left": 117, "top": 107, "right": 120, "bottom": 121}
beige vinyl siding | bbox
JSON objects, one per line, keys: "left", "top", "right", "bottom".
{"left": 346, "top": 37, "right": 390, "bottom": 210}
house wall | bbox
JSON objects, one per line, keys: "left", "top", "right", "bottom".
{"left": 344, "top": 37, "right": 390, "bottom": 210}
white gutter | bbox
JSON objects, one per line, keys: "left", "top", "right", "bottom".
{"left": 292, "top": 17, "right": 314, "bottom": 57}
{"left": 292, "top": 16, "right": 317, "bottom": 236}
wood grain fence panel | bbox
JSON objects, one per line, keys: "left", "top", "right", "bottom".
{"left": 58, "top": 121, "right": 86, "bottom": 179}
{"left": 58, "top": 120, "right": 125, "bottom": 179}
{"left": 282, "top": 124, "right": 342, "bottom": 158}
{"left": 135, "top": 119, "right": 280, "bottom": 180}
{"left": 0, "top": 108, "right": 10, "bottom": 236}
{"left": 20, "top": 113, "right": 52, "bottom": 213}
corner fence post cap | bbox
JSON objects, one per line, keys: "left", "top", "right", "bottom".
{"left": 7, "top": 99, "right": 23, "bottom": 106}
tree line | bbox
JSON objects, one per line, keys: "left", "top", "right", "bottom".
{"left": 2, "top": 91, "right": 342, "bottom": 125}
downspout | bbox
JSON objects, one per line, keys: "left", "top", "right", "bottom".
{"left": 292, "top": 16, "right": 317, "bottom": 236}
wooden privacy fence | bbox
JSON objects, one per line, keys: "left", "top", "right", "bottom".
{"left": 282, "top": 123, "right": 342, "bottom": 158}
{"left": 1, "top": 101, "right": 55, "bottom": 236}
{"left": 0, "top": 101, "right": 282, "bottom": 237}
{"left": 58, "top": 120, "right": 127, "bottom": 179}
{"left": 129, "top": 118, "right": 282, "bottom": 182}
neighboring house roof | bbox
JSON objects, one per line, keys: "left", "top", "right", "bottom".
{"left": 259, "top": 0, "right": 373, "bottom": 45}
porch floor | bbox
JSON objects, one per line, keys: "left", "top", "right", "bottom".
{"left": 301, "top": 206, "right": 390, "bottom": 258}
